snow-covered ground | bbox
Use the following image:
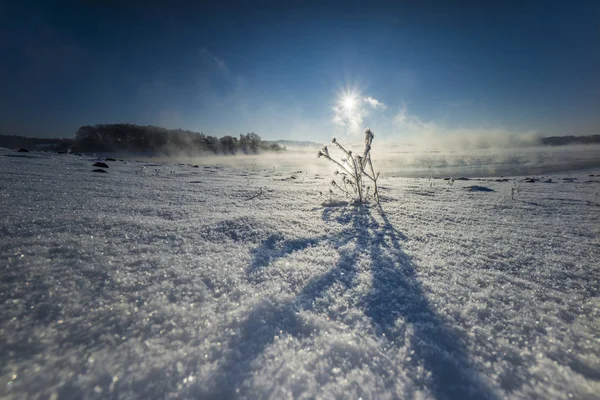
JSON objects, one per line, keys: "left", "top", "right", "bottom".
{"left": 1, "top": 147, "right": 599, "bottom": 399}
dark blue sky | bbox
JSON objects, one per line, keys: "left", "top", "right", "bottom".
{"left": 1, "top": 0, "right": 599, "bottom": 141}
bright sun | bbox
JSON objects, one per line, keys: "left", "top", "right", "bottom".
{"left": 334, "top": 85, "right": 363, "bottom": 129}
{"left": 342, "top": 95, "right": 356, "bottom": 111}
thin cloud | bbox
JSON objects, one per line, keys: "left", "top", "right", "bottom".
{"left": 394, "top": 103, "right": 435, "bottom": 130}
{"left": 332, "top": 95, "right": 387, "bottom": 135}
{"left": 364, "top": 97, "right": 387, "bottom": 110}
{"left": 392, "top": 104, "right": 541, "bottom": 150}
{"left": 199, "top": 48, "right": 232, "bottom": 77}
{"left": 196, "top": 47, "right": 246, "bottom": 95}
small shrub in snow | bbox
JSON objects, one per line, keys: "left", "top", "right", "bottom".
{"left": 317, "top": 128, "right": 380, "bottom": 204}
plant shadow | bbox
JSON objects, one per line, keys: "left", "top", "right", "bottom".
{"left": 207, "top": 204, "right": 497, "bottom": 399}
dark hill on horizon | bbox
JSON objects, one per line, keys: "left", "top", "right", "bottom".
{"left": 540, "top": 135, "right": 600, "bottom": 146}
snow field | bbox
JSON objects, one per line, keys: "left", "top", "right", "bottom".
{"left": 1, "top": 149, "right": 599, "bottom": 399}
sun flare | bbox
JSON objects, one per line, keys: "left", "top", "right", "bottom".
{"left": 333, "top": 85, "right": 365, "bottom": 132}
{"left": 342, "top": 95, "right": 356, "bottom": 111}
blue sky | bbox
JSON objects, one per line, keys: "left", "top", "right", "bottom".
{"left": 1, "top": 0, "right": 599, "bottom": 141}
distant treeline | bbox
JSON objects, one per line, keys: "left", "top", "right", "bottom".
{"left": 539, "top": 135, "right": 600, "bottom": 146}
{"left": 74, "top": 124, "right": 284, "bottom": 154}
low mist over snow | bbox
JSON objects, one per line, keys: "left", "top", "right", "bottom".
{"left": 1, "top": 148, "right": 599, "bottom": 399}
{"left": 152, "top": 143, "right": 600, "bottom": 179}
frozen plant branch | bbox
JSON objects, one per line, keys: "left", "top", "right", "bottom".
{"left": 317, "top": 128, "right": 381, "bottom": 204}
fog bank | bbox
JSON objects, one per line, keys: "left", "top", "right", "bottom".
{"left": 137, "top": 143, "right": 600, "bottom": 178}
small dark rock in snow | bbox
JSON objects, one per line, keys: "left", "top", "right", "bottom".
{"left": 463, "top": 185, "right": 494, "bottom": 192}
{"left": 17, "top": 148, "right": 30, "bottom": 152}
{"left": 456, "top": 177, "right": 470, "bottom": 181}
{"left": 93, "top": 162, "right": 109, "bottom": 168}
{"left": 105, "top": 158, "right": 117, "bottom": 161}
{"left": 193, "top": 165, "right": 200, "bottom": 168}
{"left": 92, "top": 168, "right": 108, "bottom": 173}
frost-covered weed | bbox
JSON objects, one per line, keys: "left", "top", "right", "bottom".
{"left": 318, "top": 129, "right": 380, "bottom": 204}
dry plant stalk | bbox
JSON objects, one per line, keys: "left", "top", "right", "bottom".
{"left": 318, "top": 128, "right": 380, "bottom": 204}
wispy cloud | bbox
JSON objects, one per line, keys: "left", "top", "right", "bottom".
{"left": 394, "top": 103, "right": 435, "bottom": 131}
{"left": 392, "top": 103, "right": 541, "bottom": 150}
{"left": 332, "top": 95, "right": 387, "bottom": 135}
{"left": 135, "top": 47, "right": 250, "bottom": 131}
{"left": 195, "top": 47, "right": 246, "bottom": 99}
{"left": 364, "top": 97, "right": 387, "bottom": 110}
{"left": 199, "top": 47, "right": 232, "bottom": 77}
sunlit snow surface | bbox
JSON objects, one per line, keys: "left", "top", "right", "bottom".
{"left": 1, "top": 148, "right": 599, "bottom": 399}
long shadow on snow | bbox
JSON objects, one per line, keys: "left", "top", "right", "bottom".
{"left": 208, "top": 205, "right": 497, "bottom": 400}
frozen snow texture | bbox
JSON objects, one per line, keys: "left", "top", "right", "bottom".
{"left": 1, "top": 149, "right": 599, "bottom": 399}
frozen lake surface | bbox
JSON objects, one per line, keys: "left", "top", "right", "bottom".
{"left": 1, "top": 147, "right": 599, "bottom": 399}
